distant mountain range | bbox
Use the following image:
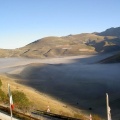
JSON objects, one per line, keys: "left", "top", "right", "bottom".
{"left": 0, "top": 27, "right": 120, "bottom": 59}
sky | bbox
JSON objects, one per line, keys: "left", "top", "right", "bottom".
{"left": 0, "top": 0, "right": 120, "bottom": 49}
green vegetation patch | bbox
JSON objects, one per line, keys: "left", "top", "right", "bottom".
{"left": 12, "top": 90, "right": 31, "bottom": 110}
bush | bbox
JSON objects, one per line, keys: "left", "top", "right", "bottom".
{"left": 0, "top": 89, "right": 7, "bottom": 102}
{"left": 0, "top": 79, "right": 8, "bottom": 103}
{"left": 0, "top": 79, "right": 2, "bottom": 88}
{"left": 12, "top": 90, "right": 30, "bottom": 110}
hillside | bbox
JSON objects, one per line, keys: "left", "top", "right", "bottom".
{"left": 96, "top": 27, "right": 120, "bottom": 36}
{"left": 0, "top": 27, "right": 120, "bottom": 58}
{"left": 0, "top": 75, "right": 85, "bottom": 119}
{"left": 99, "top": 52, "right": 120, "bottom": 63}
{"left": 0, "top": 54, "right": 119, "bottom": 119}
{"left": 0, "top": 49, "right": 14, "bottom": 57}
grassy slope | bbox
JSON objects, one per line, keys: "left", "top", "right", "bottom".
{"left": 1, "top": 26, "right": 120, "bottom": 58}
{"left": 0, "top": 33, "right": 120, "bottom": 58}
{"left": 8, "top": 57, "right": 120, "bottom": 120}
{"left": 0, "top": 74, "right": 86, "bottom": 119}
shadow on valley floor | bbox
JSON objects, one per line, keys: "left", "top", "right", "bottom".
{"left": 10, "top": 54, "right": 120, "bottom": 119}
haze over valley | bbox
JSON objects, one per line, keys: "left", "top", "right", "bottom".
{"left": 1, "top": 0, "right": 120, "bottom": 119}
{"left": 0, "top": 27, "right": 120, "bottom": 119}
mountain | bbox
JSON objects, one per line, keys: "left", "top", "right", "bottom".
{"left": 99, "top": 52, "right": 120, "bottom": 63}
{"left": 96, "top": 27, "right": 120, "bottom": 37}
{"left": 0, "top": 27, "right": 120, "bottom": 58}
{"left": 0, "top": 49, "right": 14, "bottom": 57}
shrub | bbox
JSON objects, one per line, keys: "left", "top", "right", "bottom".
{"left": 0, "top": 89, "right": 7, "bottom": 102}
{"left": 0, "top": 79, "right": 2, "bottom": 88}
{"left": 12, "top": 90, "right": 30, "bottom": 111}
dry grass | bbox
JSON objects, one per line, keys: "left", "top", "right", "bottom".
{"left": 0, "top": 74, "right": 86, "bottom": 119}
{"left": 0, "top": 33, "right": 119, "bottom": 58}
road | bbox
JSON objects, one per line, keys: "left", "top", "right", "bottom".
{"left": 0, "top": 111, "right": 19, "bottom": 120}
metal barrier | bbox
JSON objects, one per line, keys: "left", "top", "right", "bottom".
{"left": 32, "top": 110, "right": 82, "bottom": 120}
{"left": 0, "top": 105, "right": 40, "bottom": 120}
{"left": 0, "top": 105, "right": 82, "bottom": 120}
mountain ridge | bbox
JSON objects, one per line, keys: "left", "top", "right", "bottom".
{"left": 96, "top": 26, "right": 120, "bottom": 36}
{"left": 0, "top": 27, "right": 120, "bottom": 58}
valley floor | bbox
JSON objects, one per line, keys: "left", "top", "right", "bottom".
{"left": 0, "top": 53, "right": 120, "bottom": 119}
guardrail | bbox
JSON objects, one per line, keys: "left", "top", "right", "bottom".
{"left": 32, "top": 110, "right": 82, "bottom": 120}
{"left": 0, "top": 105, "right": 40, "bottom": 120}
{"left": 0, "top": 105, "right": 82, "bottom": 120}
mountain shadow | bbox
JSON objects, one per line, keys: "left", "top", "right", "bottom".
{"left": 9, "top": 54, "right": 120, "bottom": 119}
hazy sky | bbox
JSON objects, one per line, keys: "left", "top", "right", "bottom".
{"left": 0, "top": 0, "right": 120, "bottom": 49}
